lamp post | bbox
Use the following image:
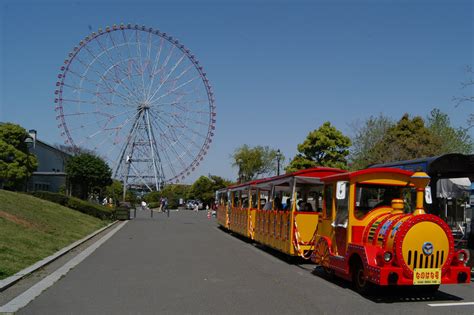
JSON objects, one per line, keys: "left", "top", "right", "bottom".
{"left": 276, "top": 149, "right": 282, "bottom": 176}
{"left": 24, "top": 134, "right": 36, "bottom": 192}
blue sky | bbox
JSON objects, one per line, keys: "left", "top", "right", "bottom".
{"left": 1, "top": 0, "right": 473, "bottom": 183}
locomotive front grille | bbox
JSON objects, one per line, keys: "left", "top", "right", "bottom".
{"left": 401, "top": 221, "right": 450, "bottom": 273}
{"left": 406, "top": 250, "right": 445, "bottom": 269}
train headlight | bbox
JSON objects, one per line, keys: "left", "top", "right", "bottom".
{"left": 457, "top": 250, "right": 468, "bottom": 263}
{"left": 383, "top": 251, "right": 393, "bottom": 263}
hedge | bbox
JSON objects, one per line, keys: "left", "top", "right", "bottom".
{"left": 30, "top": 191, "right": 115, "bottom": 220}
{"left": 147, "top": 202, "right": 160, "bottom": 209}
{"left": 30, "top": 191, "right": 68, "bottom": 206}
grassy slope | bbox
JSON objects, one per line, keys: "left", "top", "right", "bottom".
{"left": 0, "top": 190, "right": 108, "bottom": 279}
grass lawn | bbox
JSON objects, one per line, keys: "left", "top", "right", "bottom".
{"left": 0, "top": 190, "right": 109, "bottom": 280}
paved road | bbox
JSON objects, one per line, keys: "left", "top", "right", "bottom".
{"left": 15, "top": 210, "right": 474, "bottom": 314}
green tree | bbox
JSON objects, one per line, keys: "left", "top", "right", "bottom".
{"left": 187, "top": 175, "right": 232, "bottom": 206}
{"left": 426, "top": 108, "right": 473, "bottom": 154}
{"left": 367, "top": 114, "right": 442, "bottom": 165}
{"left": 232, "top": 145, "right": 284, "bottom": 182}
{"left": 144, "top": 184, "right": 190, "bottom": 208}
{"left": 453, "top": 65, "right": 473, "bottom": 129}
{"left": 286, "top": 122, "right": 351, "bottom": 172}
{"left": 66, "top": 153, "right": 112, "bottom": 199}
{"left": 349, "top": 114, "right": 394, "bottom": 170}
{"left": 0, "top": 123, "right": 38, "bottom": 190}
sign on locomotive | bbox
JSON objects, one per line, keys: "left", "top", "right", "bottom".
{"left": 216, "top": 167, "right": 471, "bottom": 294}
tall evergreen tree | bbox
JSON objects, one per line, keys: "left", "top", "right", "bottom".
{"left": 286, "top": 122, "right": 351, "bottom": 172}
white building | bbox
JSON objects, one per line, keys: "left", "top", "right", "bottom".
{"left": 26, "top": 130, "right": 71, "bottom": 192}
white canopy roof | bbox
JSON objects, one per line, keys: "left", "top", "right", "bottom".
{"left": 436, "top": 177, "right": 471, "bottom": 198}
{"left": 254, "top": 176, "right": 323, "bottom": 191}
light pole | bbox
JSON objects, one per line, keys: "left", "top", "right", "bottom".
{"left": 24, "top": 134, "right": 36, "bottom": 192}
{"left": 276, "top": 149, "right": 281, "bottom": 176}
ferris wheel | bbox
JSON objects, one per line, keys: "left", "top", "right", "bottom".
{"left": 54, "top": 23, "right": 216, "bottom": 190}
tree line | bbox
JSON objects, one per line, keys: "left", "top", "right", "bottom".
{"left": 232, "top": 108, "right": 473, "bottom": 181}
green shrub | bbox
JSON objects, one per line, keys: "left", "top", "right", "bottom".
{"left": 147, "top": 202, "right": 160, "bottom": 209}
{"left": 31, "top": 191, "right": 68, "bottom": 206}
{"left": 29, "top": 191, "right": 114, "bottom": 220}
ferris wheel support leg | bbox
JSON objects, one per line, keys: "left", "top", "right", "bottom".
{"left": 114, "top": 112, "right": 141, "bottom": 179}
{"left": 145, "top": 108, "right": 160, "bottom": 191}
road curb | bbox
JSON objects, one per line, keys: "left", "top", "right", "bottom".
{"left": 0, "top": 220, "right": 120, "bottom": 292}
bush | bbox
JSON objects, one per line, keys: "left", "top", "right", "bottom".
{"left": 31, "top": 191, "right": 68, "bottom": 206}
{"left": 147, "top": 202, "right": 160, "bottom": 209}
{"left": 30, "top": 191, "right": 114, "bottom": 220}
{"left": 66, "top": 197, "right": 114, "bottom": 220}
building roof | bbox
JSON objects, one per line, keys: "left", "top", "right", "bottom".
{"left": 34, "top": 139, "right": 72, "bottom": 158}
{"left": 369, "top": 153, "right": 474, "bottom": 179}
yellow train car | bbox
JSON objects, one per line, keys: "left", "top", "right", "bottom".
{"left": 216, "top": 188, "right": 229, "bottom": 229}
{"left": 217, "top": 167, "right": 345, "bottom": 257}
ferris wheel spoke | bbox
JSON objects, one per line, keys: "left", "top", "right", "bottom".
{"left": 135, "top": 29, "right": 148, "bottom": 100}
{"left": 147, "top": 36, "right": 165, "bottom": 97}
{"left": 61, "top": 96, "right": 133, "bottom": 109}
{"left": 147, "top": 54, "right": 186, "bottom": 103}
{"left": 151, "top": 62, "right": 195, "bottom": 98}
{"left": 151, "top": 130, "right": 179, "bottom": 179}
{"left": 166, "top": 111, "right": 208, "bottom": 139}
{"left": 106, "top": 68, "right": 145, "bottom": 105}
{"left": 148, "top": 111, "right": 194, "bottom": 169}
{"left": 157, "top": 110, "right": 209, "bottom": 142}
{"left": 171, "top": 101, "right": 210, "bottom": 114}
{"left": 166, "top": 128, "right": 196, "bottom": 163}
{"left": 146, "top": 31, "right": 153, "bottom": 62}
{"left": 152, "top": 110, "right": 206, "bottom": 151}
{"left": 158, "top": 130, "right": 189, "bottom": 170}
{"left": 70, "top": 57, "right": 139, "bottom": 106}
{"left": 120, "top": 30, "right": 145, "bottom": 98}
{"left": 149, "top": 76, "right": 199, "bottom": 104}
{"left": 65, "top": 107, "right": 137, "bottom": 132}
{"left": 150, "top": 43, "right": 175, "bottom": 84}
{"left": 106, "top": 31, "right": 140, "bottom": 95}
{"left": 84, "top": 42, "right": 143, "bottom": 104}
{"left": 151, "top": 98, "right": 208, "bottom": 110}
{"left": 81, "top": 44, "right": 125, "bottom": 82}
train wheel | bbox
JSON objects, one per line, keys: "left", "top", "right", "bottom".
{"left": 352, "top": 261, "right": 373, "bottom": 295}
{"left": 315, "top": 238, "right": 333, "bottom": 276}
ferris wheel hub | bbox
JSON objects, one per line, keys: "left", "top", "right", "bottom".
{"left": 138, "top": 103, "right": 150, "bottom": 110}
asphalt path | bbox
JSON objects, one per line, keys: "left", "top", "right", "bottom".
{"left": 15, "top": 210, "right": 474, "bottom": 314}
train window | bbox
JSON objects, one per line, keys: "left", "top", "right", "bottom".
{"left": 335, "top": 183, "right": 349, "bottom": 227}
{"left": 259, "top": 191, "right": 269, "bottom": 210}
{"left": 355, "top": 184, "right": 416, "bottom": 219}
{"left": 241, "top": 192, "right": 248, "bottom": 208}
{"left": 233, "top": 191, "right": 240, "bottom": 207}
{"left": 324, "top": 184, "right": 333, "bottom": 219}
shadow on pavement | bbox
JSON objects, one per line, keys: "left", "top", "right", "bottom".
{"left": 216, "top": 226, "right": 314, "bottom": 265}
{"left": 216, "top": 226, "right": 467, "bottom": 304}
{"left": 311, "top": 266, "right": 463, "bottom": 304}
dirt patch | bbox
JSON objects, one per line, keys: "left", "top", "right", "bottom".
{"left": 0, "top": 211, "right": 34, "bottom": 228}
